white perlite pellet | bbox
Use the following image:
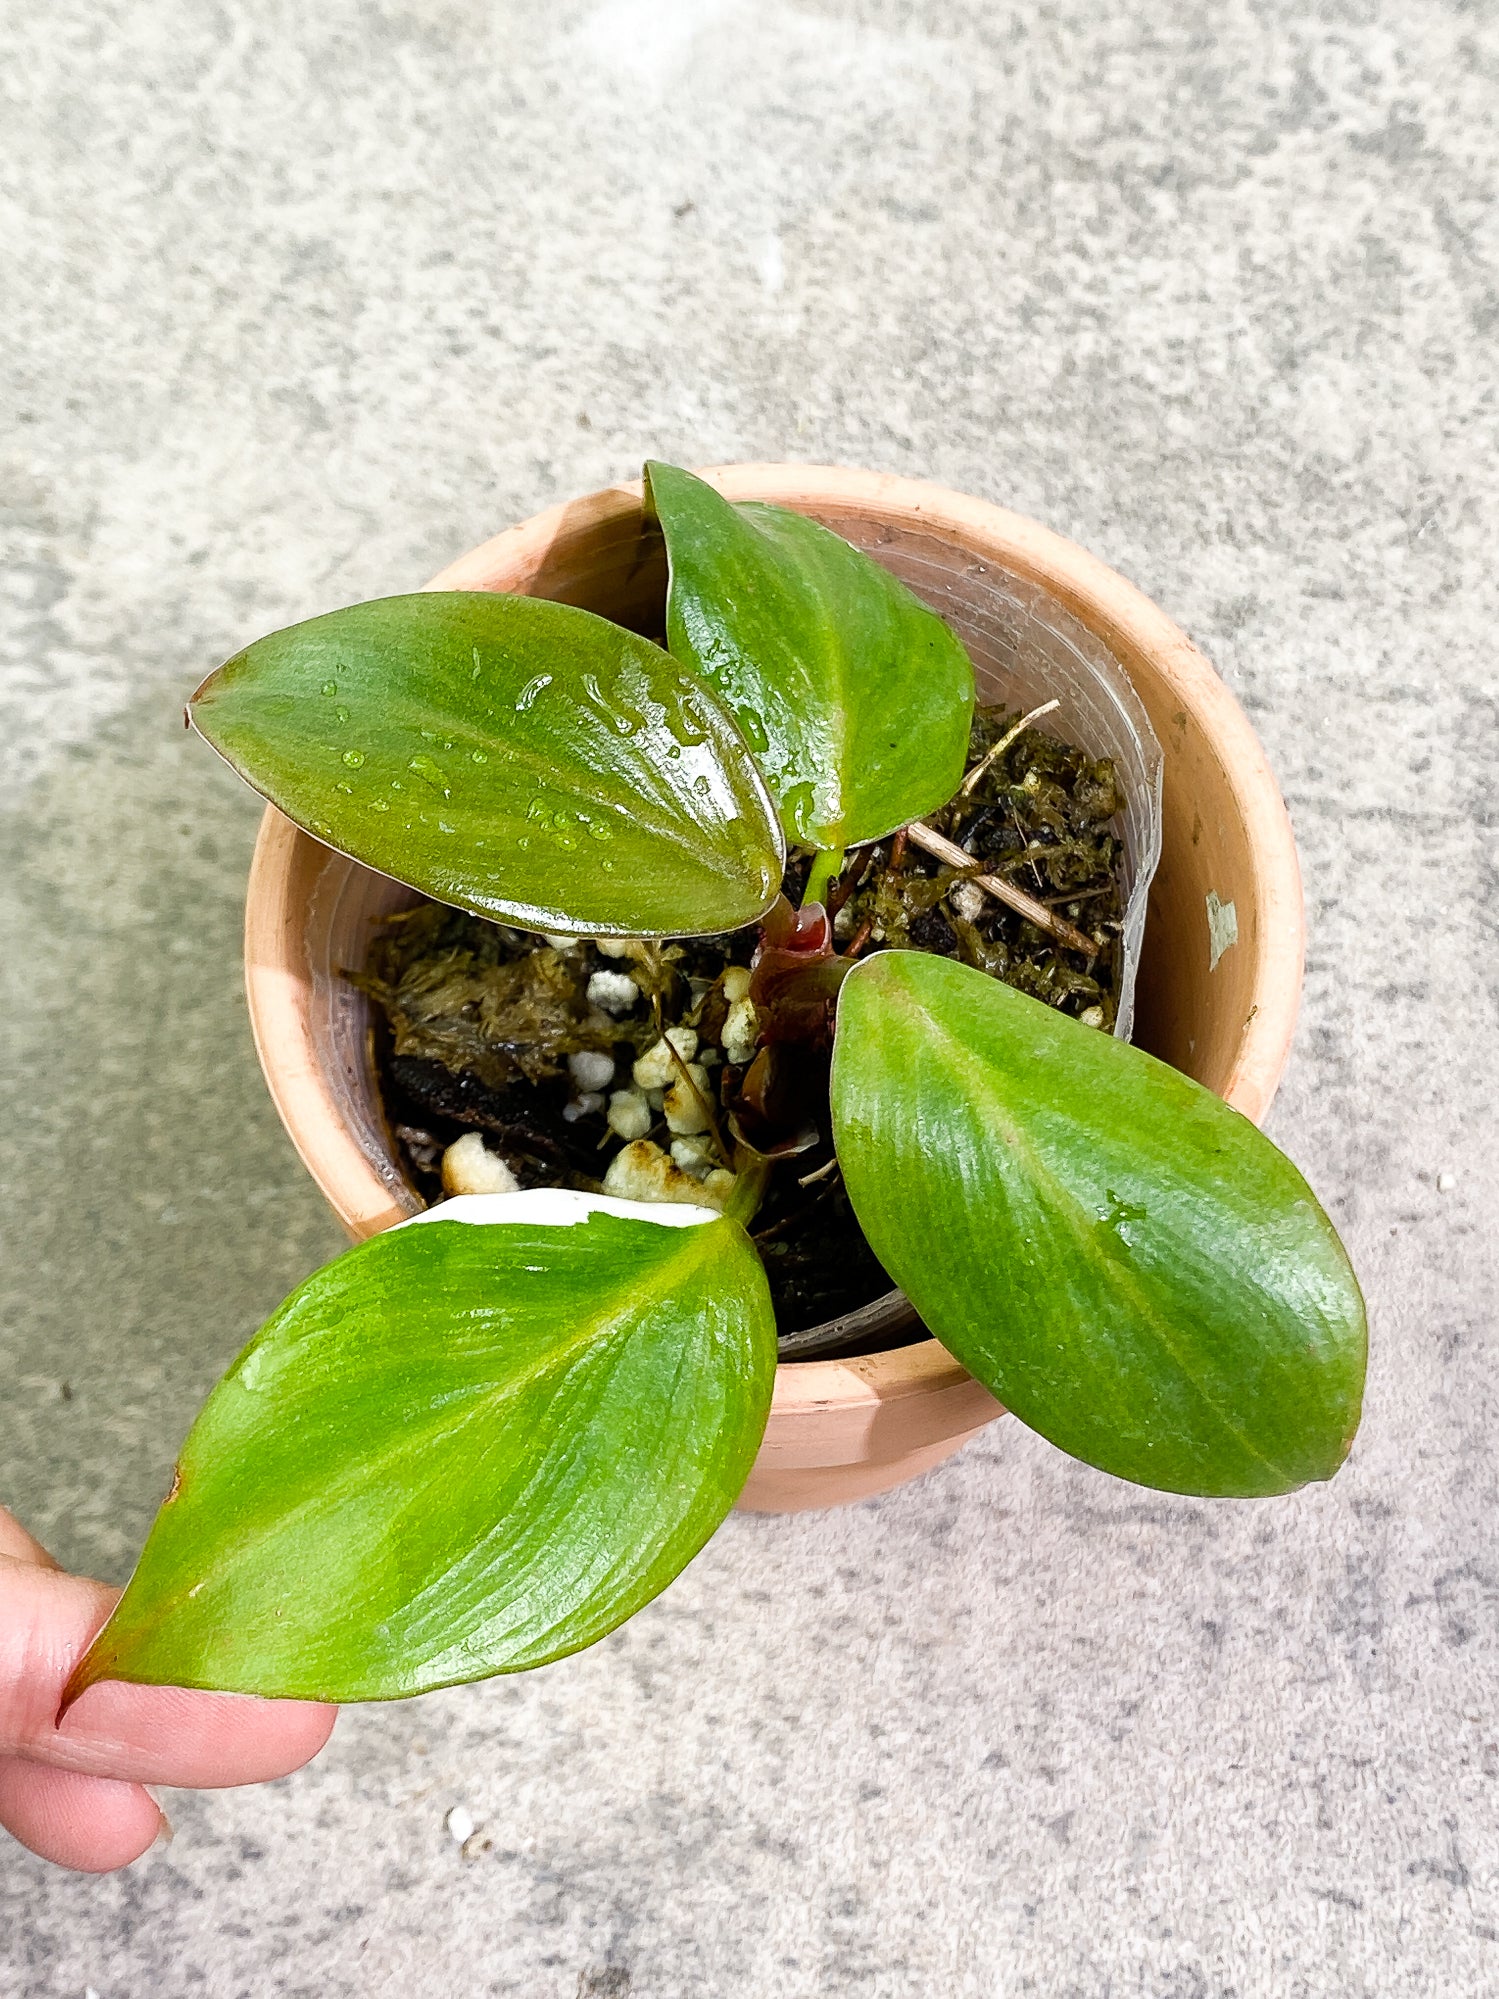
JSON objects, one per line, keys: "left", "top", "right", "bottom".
{"left": 950, "top": 879, "right": 985, "bottom": 924}
{"left": 670, "top": 1135, "right": 718, "bottom": 1179}
{"left": 664, "top": 1063, "right": 714, "bottom": 1135}
{"left": 632, "top": 1027, "right": 699, "bottom": 1090}
{"left": 603, "top": 1140, "right": 735, "bottom": 1212}
{"left": 722, "top": 998, "right": 759, "bottom": 1067}
{"left": 606, "top": 1087, "right": 652, "bottom": 1141}
{"left": 586, "top": 970, "right": 640, "bottom": 1014}
{"left": 441, "top": 1133, "right": 519, "bottom": 1198}
{"left": 568, "top": 1048, "right": 616, "bottom": 1092}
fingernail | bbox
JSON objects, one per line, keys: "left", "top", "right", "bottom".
{"left": 144, "top": 1787, "right": 174, "bottom": 1847}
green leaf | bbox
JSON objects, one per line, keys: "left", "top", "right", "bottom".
{"left": 191, "top": 592, "right": 785, "bottom": 937}
{"left": 830, "top": 953, "right": 1366, "bottom": 1497}
{"left": 68, "top": 1194, "right": 777, "bottom": 1702}
{"left": 644, "top": 462, "right": 975, "bottom": 851}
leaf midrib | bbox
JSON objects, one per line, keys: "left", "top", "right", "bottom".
{"left": 109, "top": 1227, "right": 718, "bottom": 1650}
{"left": 895, "top": 990, "right": 1293, "bottom": 1485}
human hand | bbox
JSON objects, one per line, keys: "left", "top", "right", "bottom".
{"left": 0, "top": 1505, "right": 335, "bottom": 1872}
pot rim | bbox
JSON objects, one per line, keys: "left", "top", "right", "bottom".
{"left": 245, "top": 462, "right": 1304, "bottom": 1420}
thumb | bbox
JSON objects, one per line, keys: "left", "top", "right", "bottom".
{"left": 0, "top": 1507, "right": 335, "bottom": 1874}
{"left": 0, "top": 1520, "right": 166, "bottom": 1872}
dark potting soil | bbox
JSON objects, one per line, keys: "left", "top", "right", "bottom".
{"left": 352, "top": 704, "right": 1126, "bottom": 1346}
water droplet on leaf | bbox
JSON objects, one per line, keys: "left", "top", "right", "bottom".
{"left": 783, "top": 781, "right": 817, "bottom": 836}
{"left": 408, "top": 753, "right": 451, "bottom": 798}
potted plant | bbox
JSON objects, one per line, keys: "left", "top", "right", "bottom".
{"left": 244, "top": 467, "right": 1309, "bottom": 1512}
{"left": 65, "top": 463, "right": 1363, "bottom": 1710}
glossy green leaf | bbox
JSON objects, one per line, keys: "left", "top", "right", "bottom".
{"left": 191, "top": 592, "right": 785, "bottom": 936}
{"left": 830, "top": 952, "right": 1366, "bottom": 1497}
{"left": 68, "top": 1193, "right": 777, "bottom": 1702}
{"left": 644, "top": 462, "right": 975, "bottom": 851}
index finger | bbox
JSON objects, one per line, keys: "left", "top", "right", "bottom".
{"left": 0, "top": 1506, "right": 61, "bottom": 1569}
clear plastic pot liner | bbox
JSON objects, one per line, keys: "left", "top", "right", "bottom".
{"left": 774, "top": 516, "right": 1165, "bottom": 1359}
{"left": 829, "top": 516, "right": 1164, "bottom": 1045}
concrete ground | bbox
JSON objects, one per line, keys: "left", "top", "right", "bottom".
{"left": 3, "top": 2, "right": 1496, "bottom": 1993}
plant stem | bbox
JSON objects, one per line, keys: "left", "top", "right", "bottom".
{"left": 826, "top": 842, "right": 875, "bottom": 916}
{"left": 724, "top": 1153, "right": 772, "bottom": 1227}
{"left": 802, "top": 846, "right": 844, "bottom": 909}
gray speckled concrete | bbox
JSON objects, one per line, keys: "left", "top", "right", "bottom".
{"left": 3, "top": 1, "right": 1496, "bottom": 1992}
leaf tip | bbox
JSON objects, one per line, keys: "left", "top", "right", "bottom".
{"left": 184, "top": 663, "right": 229, "bottom": 750}
{"left": 57, "top": 1640, "right": 110, "bottom": 1724}
{"left": 640, "top": 458, "right": 667, "bottom": 525}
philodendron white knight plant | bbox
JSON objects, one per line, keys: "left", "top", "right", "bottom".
{"left": 66, "top": 464, "right": 1365, "bottom": 1710}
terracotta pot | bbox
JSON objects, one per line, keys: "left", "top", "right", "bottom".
{"left": 243, "top": 466, "right": 1304, "bottom": 1514}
